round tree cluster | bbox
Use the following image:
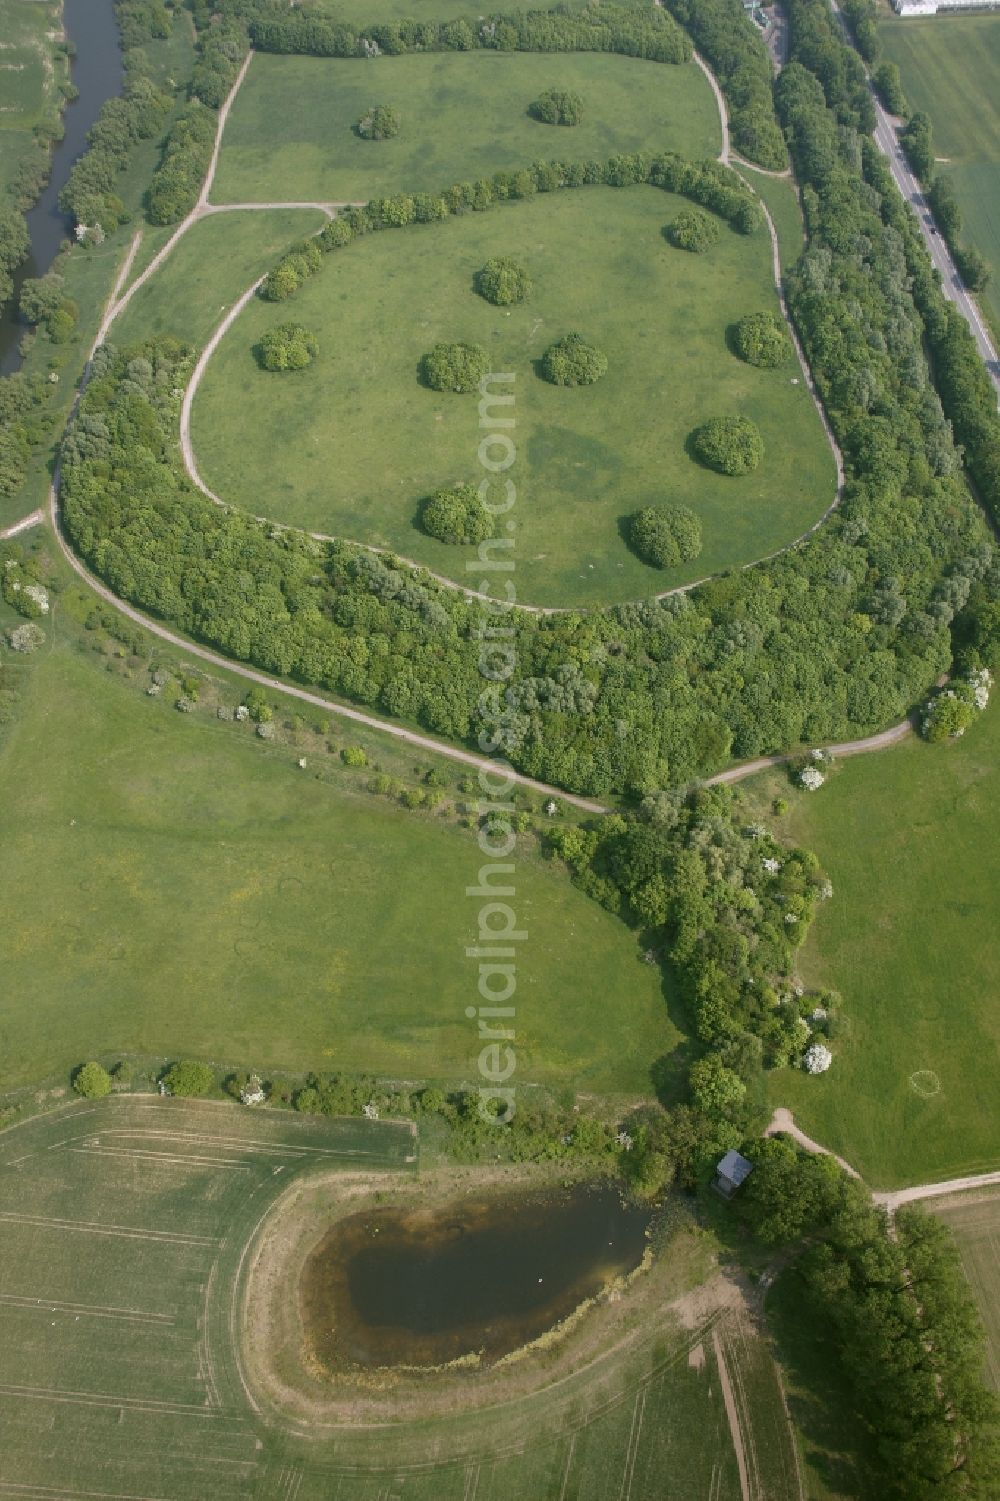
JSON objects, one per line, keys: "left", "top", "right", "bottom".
{"left": 734, "top": 311, "right": 788, "bottom": 368}
{"left": 356, "top": 104, "right": 399, "bottom": 140}
{"left": 476, "top": 256, "right": 531, "bottom": 306}
{"left": 628, "top": 506, "right": 703, "bottom": 568}
{"left": 421, "top": 484, "right": 494, "bottom": 545}
{"left": 692, "top": 416, "right": 764, "bottom": 475}
{"left": 666, "top": 209, "right": 720, "bottom": 253}
{"left": 421, "top": 341, "right": 488, "bottom": 393}
{"left": 540, "top": 332, "right": 608, "bottom": 387}
{"left": 257, "top": 322, "right": 318, "bottom": 372}
{"left": 530, "top": 88, "right": 584, "bottom": 126}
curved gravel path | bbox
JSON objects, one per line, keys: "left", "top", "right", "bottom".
{"left": 766, "top": 1108, "right": 1000, "bottom": 1209}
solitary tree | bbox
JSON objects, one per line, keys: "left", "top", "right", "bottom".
{"left": 529, "top": 88, "right": 584, "bottom": 126}
{"left": 73, "top": 1061, "right": 112, "bottom": 1099}
{"left": 162, "top": 1060, "right": 215, "bottom": 1097}
{"left": 257, "top": 322, "right": 318, "bottom": 371}
{"left": 420, "top": 342, "right": 488, "bottom": 392}
{"left": 476, "top": 256, "right": 531, "bottom": 306}
{"left": 733, "top": 311, "right": 788, "bottom": 368}
{"left": 355, "top": 104, "right": 399, "bottom": 140}
{"left": 692, "top": 416, "right": 764, "bottom": 475}
{"left": 666, "top": 209, "right": 720, "bottom": 253}
{"left": 628, "top": 506, "right": 702, "bottom": 567}
{"left": 540, "top": 333, "right": 607, "bottom": 386}
{"left": 421, "top": 484, "right": 494, "bottom": 544}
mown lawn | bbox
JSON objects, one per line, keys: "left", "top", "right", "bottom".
{"left": 192, "top": 184, "right": 835, "bottom": 606}
{"left": 113, "top": 208, "right": 328, "bottom": 349}
{"left": 0, "top": 637, "right": 676, "bottom": 1094}
{"left": 878, "top": 11, "right": 1000, "bottom": 336}
{"left": 747, "top": 706, "right": 1000, "bottom": 1187}
{"left": 212, "top": 49, "right": 721, "bottom": 205}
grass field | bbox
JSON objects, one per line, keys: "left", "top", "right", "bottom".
{"left": 213, "top": 50, "right": 721, "bottom": 206}
{"left": 0, "top": 0, "right": 64, "bottom": 197}
{"left": 0, "top": 623, "right": 677, "bottom": 1095}
{"left": 930, "top": 1189, "right": 1000, "bottom": 1392}
{"left": 114, "top": 208, "right": 329, "bottom": 349}
{"left": 0, "top": 1096, "right": 803, "bottom": 1500}
{"left": 193, "top": 184, "right": 835, "bottom": 606}
{"left": 878, "top": 10, "right": 1000, "bottom": 335}
{"left": 743, "top": 706, "right": 1000, "bottom": 1188}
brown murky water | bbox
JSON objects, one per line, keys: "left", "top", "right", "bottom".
{"left": 301, "top": 1182, "right": 650, "bottom": 1370}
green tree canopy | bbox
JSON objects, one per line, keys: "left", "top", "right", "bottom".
{"left": 733, "top": 311, "right": 788, "bottom": 368}
{"left": 476, "top": 256, "right": 531, "bottom": 306}
{"left": 257, "top": 322, "right": 319, "bottom": 372}
{"left": 540, "top": 332, "right": 608, "bottom": 386}
{"left": 666, "top": 208, "right": 720, "bottom": 253}
{"left": 628, "top": 506, "right": 703, "bottom": 568}
{"left": 529, "top": 88, "right": 584, "bottom": 126}
{"left": 420, "top": 341, "right": 488, "bottom": 392}
{"left": 163, "top": 1059, "right": 215, "bottom": 1097}
{"left": 692, "top": 415, "right": 764, "bottom": 475}
{"left": 421, "top": 483, "right": 494, "bottom": 544}
{"left": 73, "top": 1061, "right": 112, "bottom": 1099}
{"left": 356, "top": 104, "right": 399, "bottom": 140}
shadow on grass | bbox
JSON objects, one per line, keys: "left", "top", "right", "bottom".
{"left": 765, "top": 1269, "right": 876, "bottom": 1499}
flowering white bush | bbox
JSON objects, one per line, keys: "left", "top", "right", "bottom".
{"left": 921, "top": 670, "right": 992, "bottom": 741}
{"left": 23, "top": 583, "right": 49, "bottom": 614}
{"left": 762, "top": 856, "right": 781, "bottom": 874}
{"left": 784, "top": 912, "right": 799, "bottom": 924}
{"left": 7, "top": 623, "right": 45, "bottom": 653}
{"left": 804, "top": 1043, "right": 833, "bottom": 1074}
{"left": 799, "top": 766, "right": 825, "bottom": 791}
{"left": 362, "top": 1102, "right": 380, "bottom": 1120}
{"left": 240, "top": 1073, "right": 266, "bottom": 1106}
{"left": 235, "top": 704, "right": 250, "bottom": 722}
{"left": 746, "top": 822, "right": 767, "bottom": 840}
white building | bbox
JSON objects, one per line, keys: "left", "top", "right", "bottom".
{"left": 896, "top": 0, "right": 1000, "bottom": 15}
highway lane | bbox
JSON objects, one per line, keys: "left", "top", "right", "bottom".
{"left": 827, "top": 0, "right": 1000, "bottom": 402}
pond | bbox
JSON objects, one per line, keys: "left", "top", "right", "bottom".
{"left": 300, "top": 1182, "right": 650, "bottom": 1371}
{"left": 0, "top": 0, "right": 123, "bottom": 374}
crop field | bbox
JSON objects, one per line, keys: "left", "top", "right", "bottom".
{"left": 878, "top": 11, "right": 1000, "bottom": 335}
{"left": 212, "top": 49, "right": 721, "bottom": 206}
{"left": 929, "top": 1189, "right": 1000, "bottom": 1391}
{"left": 0, "top": 1096, "right": 802, "bottom": 1500}
{"left": 0, "top": 633, "right": 676, "bottom": 1095}
{"left": 745, "top": 705, "right": 1000, "bottom": 1188}
{"left": 114, "top": 208, "right": 328, "bottom": 349}
{"left": 193, "top": 184, "right": 834, "bottom": 606}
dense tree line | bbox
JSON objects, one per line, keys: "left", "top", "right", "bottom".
{"left": 746, "top": 1140, "right": 1000, "bottom": 1497}
{"left": 59, "top": 73, "right": 171, "bottom": 235}
{"left": 146, "top": 101, "right": 216, "bottom": 224}
{"left": 0, "top": 373, "right": 51, "bottom": 499}
{"left": 837, "top": 0, "right": 879, "bottom": 65}
{"left": 785, "top": 0, "right": 873, "bottom": 134}
{"left": 662, "top": 0, "right": 787, "bottom": 171}
{"left": 249, "top": 1, "right": 692, "bottom": 67}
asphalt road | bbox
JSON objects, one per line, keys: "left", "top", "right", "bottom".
{"left": 826, "top": 0, "right": 1000, "bottom": 401}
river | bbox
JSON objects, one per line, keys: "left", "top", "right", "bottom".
{"left": 0, "top": 0, "right": 123, "bottom": 376}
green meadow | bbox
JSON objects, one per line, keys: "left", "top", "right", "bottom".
{"left": 212, "top": 48, "right": 721, "bottom": 205}
{"left": 192, "top": 185, "right": 835, "bottom": 606}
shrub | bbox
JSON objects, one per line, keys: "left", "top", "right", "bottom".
{"left": 874, "top": 61, "right": 908, "bottom": 117}
{"left": 341, "top": 744, "right": 368, "bottom": 766}
{"left": 540, "top": 332, "right": 608, "bottom": 386}
{"left": 476, "top": 256, "right": 531, "bottom": 306}
{"left": 257, "top": 322, "right": 318, "bottom": 371}
{"left": 628, "top": 506, "right": 703, "bottom": 568}
{"left": 73, "top": 1061, "right": 112, "bottom": 1099}
{"left": 421, "top": 341, "right": 488, "bottom": 392}
{"left": 666, "top": 208, "right": 720, "bottom": 252}
{"left": 692, "top": 416, "right": 763, "bottom": 475}
{"left": 734, "top": 311, "right": 788, "bottom": 368}
{"left": 356, "top": 104, "right": 399, "bottom": 140}
{"left": 530, "top": 88, "right": 583, "bottom": 126}
{"left": 162, "top": 1059, "right": 214, "bottom": 1097}
{"left": 421, "top": 483, "right": 494, "bottom": 544}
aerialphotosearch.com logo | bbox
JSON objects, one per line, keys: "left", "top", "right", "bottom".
{"left": 465, "top": 370, "right": 521, "bottom": 1125}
